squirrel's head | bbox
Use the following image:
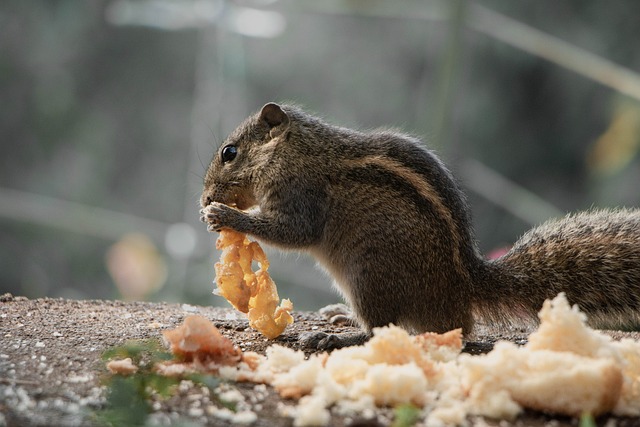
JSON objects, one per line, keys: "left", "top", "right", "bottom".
{"left": 200, "top": 102, "right": 291, "bottom": 210}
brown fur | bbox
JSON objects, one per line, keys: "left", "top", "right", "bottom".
{"left": 201, "top": 103, "right": 640, "bottom": 335}
{"left": 475, "top": 209, "right": 640, "bottom": 329}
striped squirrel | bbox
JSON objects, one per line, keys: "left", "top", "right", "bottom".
{"left": 200, "top": 103, "right": 640, "bottom": 347}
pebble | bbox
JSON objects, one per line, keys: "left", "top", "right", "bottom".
{"left": 181, "top": 304, "right": 198, "bottom": 313}
{"left": 187, "top": 407, "right": 204, "bottom": 417}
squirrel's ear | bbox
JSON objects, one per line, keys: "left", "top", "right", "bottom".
{"left": 260, "top": 103, "right": 290, "bottom": 138}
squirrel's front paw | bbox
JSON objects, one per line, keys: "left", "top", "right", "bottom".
{"left": 200, "top": 202, "right": 240, "bottom": 232}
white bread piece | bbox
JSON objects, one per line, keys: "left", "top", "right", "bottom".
{"left": 527, "top": 293, "right": 640, "bottom": 416}
{"left": 461, "top": 341, "right": 622, "bottom": 418}
{"left": 461, "top": 293, "right": 640, "bottom": 418}
{"left": 265, "top": 325, "right": 461, "bottom": 426}
{"left": 527, "top": 292, "right": 619, "bottom": 358}
{"left": 612, "top": 338, "right": 640, "bottom": 416}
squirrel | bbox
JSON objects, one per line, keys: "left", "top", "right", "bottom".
{"left": 200, "top": 102, "right": 640, "bottom": 347}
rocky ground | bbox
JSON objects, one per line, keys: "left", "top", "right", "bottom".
{"left": 1, "top": 294, "right": 639, "bottom": 427}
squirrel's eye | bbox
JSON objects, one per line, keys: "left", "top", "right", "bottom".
{"left": 221, "top": 145, "right": 238, "bottom": 163}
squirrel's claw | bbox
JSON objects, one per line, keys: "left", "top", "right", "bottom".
{"left": 300, "top": 331, "right": 369, "bottom": 351}
{"left": 198, "top": 208, "right": 208, "bottom": 223}
{"left": 202, "top": 202, "right": 242, "bottom": 233}
{"left": 318, "top": 303, "right": 359, "bottom": 327}
{"left": 200, "top": 203, "right": 223, "bottom": 231}
{"left": 206, "top": 223, "right": 222, "bottom": 233}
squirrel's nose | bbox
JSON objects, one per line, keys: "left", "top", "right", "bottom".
{"left": 200, "top": 192, "right": 214, "bottom": 208}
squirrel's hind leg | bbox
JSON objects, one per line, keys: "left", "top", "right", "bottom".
{"left": 299, "top": 303, "right": 368, "bottom": 350}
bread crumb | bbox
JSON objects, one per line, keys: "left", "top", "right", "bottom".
{"left": 613, "top": 338, "right": 640, "bottom": 416}
{"left": 106, "top": 358, "right": 138, "bottom": 375}
{"left": 233, "top": 410, "right": 258, "bottom": 425}
{"left": 527, "top": 294, "right": 618, "bottom": 358}
{"left": 294, "top": 395, "right": 330, "bottom": 427}
{"left": 161, "top": 314, "right": 241, "bottom": 366}
{"left": 272, "top": 355, "right": 324, "bottom": 399}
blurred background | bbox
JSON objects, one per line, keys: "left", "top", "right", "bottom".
{"left": 1, "top": 0, "right": 640, "bottom": 310}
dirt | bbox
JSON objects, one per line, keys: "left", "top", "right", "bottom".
{"left": 1, "top": 293, "right": 639, "bottom": 427}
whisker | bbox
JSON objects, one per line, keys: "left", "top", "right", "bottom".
{"left": 208, "top": 125, "right": 224, "bottom": 151}
{"left": 196, "top": 146, "right": 208, "bottom": 172}
{"left": 189, "top": 170, "right": 205, "bottom": 181}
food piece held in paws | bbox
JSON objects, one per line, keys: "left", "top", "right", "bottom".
{"left": 214, "top": 229, "right": 294, "bottom": 339}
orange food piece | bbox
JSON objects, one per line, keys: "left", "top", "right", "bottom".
{"left": 106, "top": 358, "right": 139, "bottom": 375}
{"left": 162, "top": 314, "right": 241, "bottom": 365}
{"left": 214, "top": 230, "right": 294, "bottom": 339}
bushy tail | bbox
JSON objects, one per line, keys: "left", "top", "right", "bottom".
{"left": 472, "top": 209, "right": 640, "bottom": 330}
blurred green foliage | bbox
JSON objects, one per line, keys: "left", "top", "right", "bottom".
{"left": 98, "top": 338, "right": 228, "bottom": 426}
{"left": 392, "top": 403, "right": 422, "bottom": 427}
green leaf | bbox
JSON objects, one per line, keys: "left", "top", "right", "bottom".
{"left": 97, "top": 376, "right": 150, "bottom": 427}
{"left": 392, "top": 403, "right": 421, "bottom": 427}
{"left": 101, "top": 339, "right": 173, "bottom": 365}
{"left": 146, "top": 374, "right": 181, "bottom": 398}
{"left": 579, "top": 412, "right": 597, "bottom": 427}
